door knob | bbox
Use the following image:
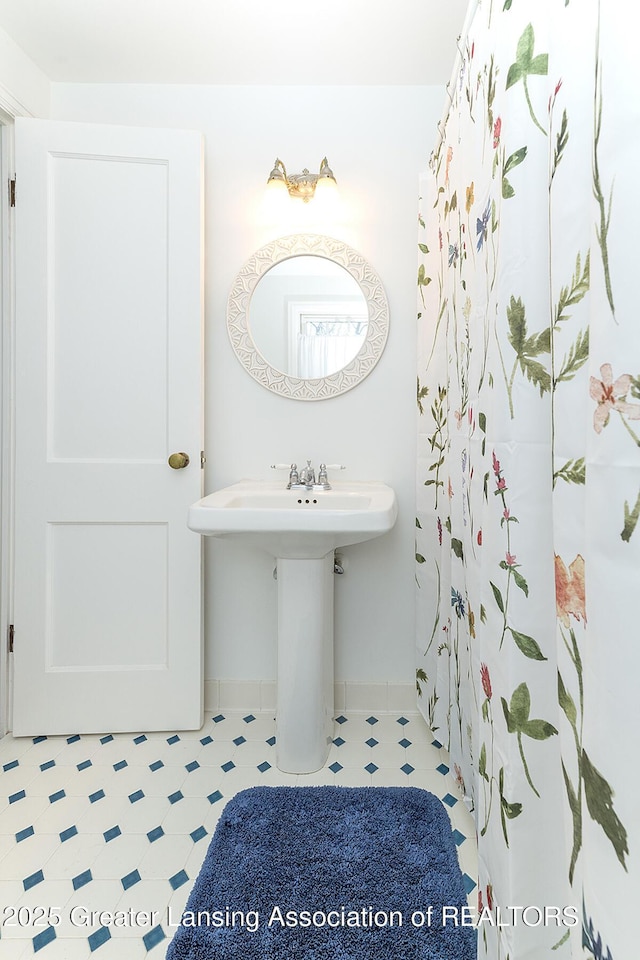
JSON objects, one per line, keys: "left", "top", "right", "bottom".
{"left": 168, "top": 452, "right": 190, "bottom": 469}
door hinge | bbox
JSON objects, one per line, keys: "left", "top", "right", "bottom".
{"left": 8, "top": 624, "right": 14, "bottom": 653}
{"left": 200, "top": 450, "right": 207, "bottom": 469}
{"left": 9, "top": 177, "right": 16, "bottom": 207}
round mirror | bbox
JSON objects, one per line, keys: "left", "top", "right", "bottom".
{"left": 227, "top": 234, "right": 389, "bottom": 400}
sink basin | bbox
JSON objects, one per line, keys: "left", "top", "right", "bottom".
{"left": 187, "top": 479, "right": 397, "bottom": 558}
{"left": 187, "top": 477, "right": 398, "bottom": 774}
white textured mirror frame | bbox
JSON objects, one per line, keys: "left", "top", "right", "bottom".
{"left": 227, "top": 234, "right": 389, "bottom": 400}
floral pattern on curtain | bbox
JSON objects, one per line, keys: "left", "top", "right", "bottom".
{"left": 416, "top": 1, "right": 637, "bottom": 957}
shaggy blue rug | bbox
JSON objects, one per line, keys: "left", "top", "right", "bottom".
{"left": 166, "top": 785, "right": 476, "bottom": 959}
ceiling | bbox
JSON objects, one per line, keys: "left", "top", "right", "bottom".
{"left": 0, "top": 0, "right": 469, "bottom": 86}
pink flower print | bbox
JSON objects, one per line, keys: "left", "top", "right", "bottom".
{"left": 492, "top": 452, "right": 501, "bottom": 476}
{"left": 503, "top": 508, "right": 510, "bottom": 520}
{"left": 493, "top": 117, "right": 501, "bottom": 149}
{"left": 437, "top": 516, "right": 443, "bottom": 545}
{"left": 486, "top": 884, "right": 493, "bottom": 911}
{"left": 497, "top": 476, "right": 506, "bottom": 491}
{"left": 505, "top": 552, "right": 517, "bottom": 566}
{"left": 480, "top": 663, "right": 492, "bottom": 700}
{"left": 589, "top": 363, "right": 640, "bottom": 433}
{"left": 477, "top": 529, "right": 482, "bottom": 546}
{"left": 453, "top": 763, "right": 465, "bottom": 792}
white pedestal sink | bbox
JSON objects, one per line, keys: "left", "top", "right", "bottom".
{"left": 187, "top": 479, "right": 398, "bottom": 773}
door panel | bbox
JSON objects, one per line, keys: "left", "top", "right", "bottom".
{"left": 12, "top": 118, "right": 204, "bottom": 736}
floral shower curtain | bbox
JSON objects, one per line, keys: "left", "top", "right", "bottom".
{"left": 416, "top": 2, "right": 638, "bottom": 958}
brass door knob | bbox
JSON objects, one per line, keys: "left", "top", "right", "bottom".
{"left": 168, "top": 452, "right": 190, "bottom": 469}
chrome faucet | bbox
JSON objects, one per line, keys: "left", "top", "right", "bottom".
{"left": 272, "top": 460, "right": 345, "bottom": 491}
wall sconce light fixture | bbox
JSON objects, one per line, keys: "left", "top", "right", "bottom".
{"left": 266, "top": 157, "right": 337, "bottom": 202}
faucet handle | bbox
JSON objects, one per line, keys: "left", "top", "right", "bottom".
{"left": 324, "top": 464, "right": 346, "bottom": 471}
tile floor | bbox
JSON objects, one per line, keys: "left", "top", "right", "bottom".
{"left": 0, "top": 710, "right": 477, "bottom": 958}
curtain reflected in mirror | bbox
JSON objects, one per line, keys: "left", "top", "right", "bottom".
{"left": 249, "top": 255, "right": 368, "bottom": 378}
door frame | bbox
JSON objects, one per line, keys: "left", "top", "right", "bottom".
{"left": 0, "top": 84, "right": 31, "bottom": 737}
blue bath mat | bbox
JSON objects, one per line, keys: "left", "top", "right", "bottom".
{"left": 166, "top": 785, "right": 475, "bottom": 959}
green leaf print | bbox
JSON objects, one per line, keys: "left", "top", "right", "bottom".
{"left": 621, "top": 488, "right": 640, "bottom": 542}
{"left": 583, "top": 751, "right": 629, "bottom": 871}
{"left": 553, "top": 458, "right": 586, "bottom": 486}
{"left": 556, "top": 328, "right": 590, "bottom": 384}
{"left": 551, "top": 109, "right": 569, "bottom": 183}
{"left": 506, "top": 24, "right": 549, "bottom": 135}
{"left": 502, "top": 296, "right": 551, "bottom": 414}
{"left": 508, "top": 628, "right": 547, "bottom": 661}
{"left": 501, "top": 683, "right": 558, "bottom": 797}
{"left": 554, "top": 251, "right": 590, "bottom": 329}
{"left": 557, "top": 670, "right": 577, "bottom": 727}
{"left": 502, "top": 146, "right": 527, "bottom": 199}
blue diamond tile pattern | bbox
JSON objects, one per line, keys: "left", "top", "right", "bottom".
{"left": 72, "top": 869, "right": 92, "bottom": 890}
{"left": 143, "top": 926, "right": 166, "bottom": 951}
{"left": 169, "top": 869, "right": 189, "bottom": 890}
{"left": 89, "top": 927, "right": 111, "bottom": 951}
{"left": 463, "top": 873, "right": 477, "bottom": 894}
{"left": 0, "top": 709, "right": 476, "bottom": 956}
{"left": 122, "top": 869, "right": 141, "bottom": 890}
{"left": 33, "top": 926, "right": 56, "bottom": 952}
{"left": 24, "top": 869, "right": 44, "bottom": 891}
{"left": 451, "top": 829, "right": 466, "bottom": 846}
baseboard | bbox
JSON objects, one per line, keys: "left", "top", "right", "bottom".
{"left": 204, "top": 679, "right": 417, "bottom": 715}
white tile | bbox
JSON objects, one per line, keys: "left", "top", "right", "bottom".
{"left": 0, "top": 832, "right": 61, "bottom": 880}
{"left": 387, "top": 682, "right": 416, "bottom": 712}
{"left": 90, "top": 834, "right": 149, "bottom": 881}
{"left": 218, "top": 680, "right": 261, "bottom": 710}
{"left": 160, "top": 796, "right": 212, "bottom": 835}
{"left": 76, "top": 796, "right": 129, "bottom": 836}
{"left": 344, "top": 681, "right": 388, "bottom": 712}
{"left": 43, "top": 832, "right": 105, "bottom": 880}
{"left": 259, "top": 681, "right": 276, "bottom": 712}
{"left": 0, "top": 796, "right": 51, "bottom": 835}
{"left": 34, "top": 795, "right": 89, "bottom": 834}
{"left": 137, "top": 834, "right": 193, "bottom": 880}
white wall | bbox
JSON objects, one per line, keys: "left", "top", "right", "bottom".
{"left": 0, "top": 25, "right": 49, "bottom": 117}
{"left": 44, "top": 83, "right": 443, "bottom": 687}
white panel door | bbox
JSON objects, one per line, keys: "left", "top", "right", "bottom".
{"left": 12, "top": 118, "right": 204, "bottom": 736}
